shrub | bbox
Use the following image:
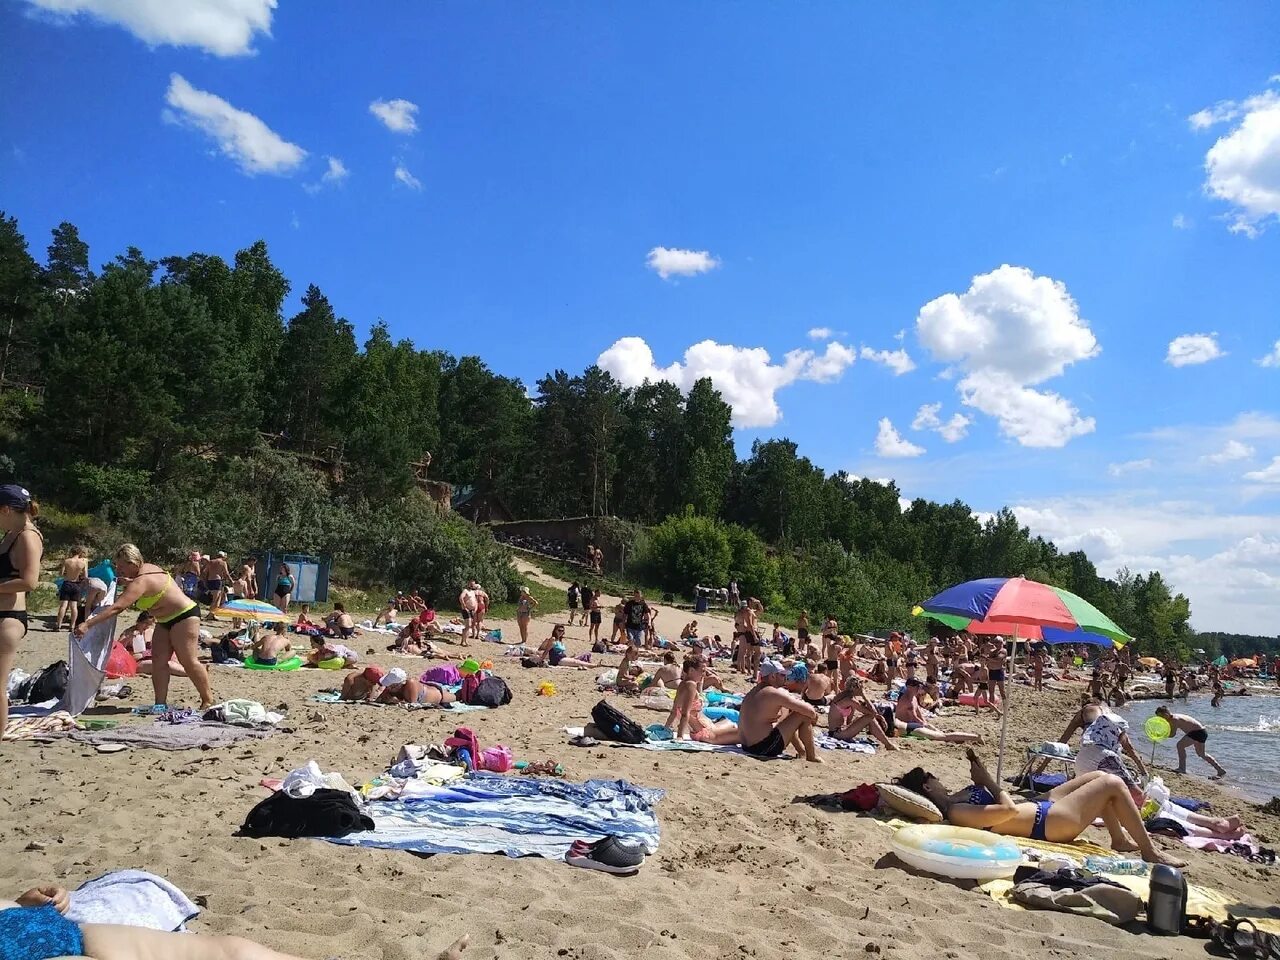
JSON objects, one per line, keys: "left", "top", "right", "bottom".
{"left": 641, "top": 511, "right": 732, "bottom": 596}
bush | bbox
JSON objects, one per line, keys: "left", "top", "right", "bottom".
{"left": 724, "top": 524, "right": 779, "bottom": 606}
{"left": 641, "top": 511, "right": 732, "bottom": 596}
{"left": 68, "top": 462, "right": 151, "bottom": 513}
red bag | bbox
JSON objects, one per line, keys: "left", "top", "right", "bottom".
{"left": 104, "top": 641, "right": 138, "bottom": 678}
{"left": 841, "top": 783, "right": 880, "bottom": 811}
{"left": 444, "top": 727, "right": 481, "bottom": 770}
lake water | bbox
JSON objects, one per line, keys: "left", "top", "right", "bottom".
{"left": 1118, "top": 693, "right": 1280, "bottom": 804}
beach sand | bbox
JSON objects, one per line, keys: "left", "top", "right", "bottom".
{"left": 3, "top": 584, "right": 1277, "bottom": 960}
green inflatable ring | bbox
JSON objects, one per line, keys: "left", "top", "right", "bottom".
{"left": 317, "top": 656, "right": 346, "bottom": 670}
{"left": 244, "top": 655, "right": 303, "bottom": 671}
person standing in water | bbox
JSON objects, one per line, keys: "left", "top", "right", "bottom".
{"left": 77, "top": 543, "right": 215, "bottom": 711}
{"left": 0, "top": 485, "right": 44, "bottom": 739}
{"left": 1155, "top": 705, "right": 1227, "bottom": 780}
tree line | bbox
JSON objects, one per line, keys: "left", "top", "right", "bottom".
{"left": 0, "top": 214, "right": 1212, "bottom": 655}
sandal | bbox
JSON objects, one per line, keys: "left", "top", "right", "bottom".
{"left": 1183, "top": 915, "right": 1216, "bottom": 939}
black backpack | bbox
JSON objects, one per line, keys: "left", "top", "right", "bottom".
{"left": 591, "top": 698, "right": 646, "bottom": 744}
{"left": 471, "top": 676, "right": 512, "bottom": 708}
{"left": 16, "top": 660, "right": 69, "bottom": 705}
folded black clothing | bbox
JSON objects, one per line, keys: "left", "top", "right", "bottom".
{"left": 239, "top": 788, "right": 374, "bottom": 839}
{"left": 1012, "top": 866, "right": 1127, "bottom": 891}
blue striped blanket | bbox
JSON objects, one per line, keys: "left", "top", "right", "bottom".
{"left": 324, "top": 772, "right": 663, "bottom": 859}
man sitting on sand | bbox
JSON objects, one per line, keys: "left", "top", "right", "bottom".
{"left": 1155, "top": 705, "right": 1227, "bottom": 779}
{"left": 737, "top": 659, "right": 821, "bottom": 762}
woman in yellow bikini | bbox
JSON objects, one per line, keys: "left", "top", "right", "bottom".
{"left": 77, "top": 544, "right": 214, "bottom": 710}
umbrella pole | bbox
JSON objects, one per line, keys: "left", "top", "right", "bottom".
{"left": 995, "top": 625, "right": 1016, "bottom": 784}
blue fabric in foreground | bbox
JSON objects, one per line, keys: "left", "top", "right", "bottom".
{"left": 0, "top": 905, "right": 85, "bottom": 960}
{"left": 324, "top": 772, "right": 664, "bottom": 859}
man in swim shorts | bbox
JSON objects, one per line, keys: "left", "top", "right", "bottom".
{"left": 1156, "top": 705, "right": 1227, "bottom": 779}
{"left": 737, "top": 660, "right": 821, "bottom": 762}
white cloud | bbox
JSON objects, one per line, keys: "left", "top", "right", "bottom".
{"left": 1192, "top": 88, "right": 1280, "bottom": 235}
{"left": 875, "top": 418, "right": 925, "bottom": 458}
{"left": 1244, "top": 456, "right": 1280, "bottom": 483}
{"left": 303, "top": 155, "right": 349, "bottom": 194}
{"left": 163, "top": 73, "right": 304, "bottom": 176}
{"left": 1060, "top": 153, "right": 1073, "bottom": 166}
{"left": 911, "top": 402, "right": 970, "bottom": 442}
{"left": 1107, "top": 458, "right": 1154, "bottom": 477}
{"left": 645, "top": 247, "right": 720, "bottom": 280}
{"left": 1201, "top": 439, "right": 1255, "bottom": 464}
{"left": 808, "top": 327, "right": 834, "bottom": 341}
{"left": 859, "top": 345, "right": 916, "bottom": 375}
{"left": 1172, "top": 213, "right": 1190, "bottom": 229}
{"left": 393, "top": 164, "right": 422, "bottom": 191}
{"left": 1259, "top": 339, "right": 1280, "bottom": 367}
{"left": 1165, "top": 332, "right": 1225, "bottom": 367}
{"left": 957, "top": 371, "right": 1095, "bottom": 448}
{"left": 369, "top": 98, "right": 419, "bottom": 134}
{"left": 1012, "top": 496, "right": 1280, "bottom": 634}
{"left": 915, "top": 265, "right": 1100, "bottom": 448}
{"left": 596, "top": 336, "right": 854, "bottom": 428}
{"left": 912, "top": 402, "right": 941, "bottom": 431}
{"left": 26, "top": 0, "right": 274, "bottom": 56}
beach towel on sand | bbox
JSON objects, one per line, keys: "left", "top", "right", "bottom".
{"left": 67, "top": 870, "right": 199, "bottom": 932}
{"left": 70, "top": 722, "right": 274, "bottom": 751}
{"left": 564, "top": 727, "right": 874, "bottom": 757}
{"left": 324, "top": 772, "right": 662, "bottom": 859}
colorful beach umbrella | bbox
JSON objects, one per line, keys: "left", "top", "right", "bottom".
{"left": 915, "top": 576, "right": 1131, "bottom": 783}
{"left": 912, "top": 607, "right": 1117, "bottom": 648}
{"left": 212, "top": 598, "right": 289, "bottom": 622}
{"left": 917, "top": 577, "right": 1131, "bottom": 644}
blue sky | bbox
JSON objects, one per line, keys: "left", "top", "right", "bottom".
{"left": 3, "top": 1, "right": 1279, "bottom": 633}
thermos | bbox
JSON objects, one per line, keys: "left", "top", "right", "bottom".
{"left": 1147, "top": 864, "right": 1188, "bottom": 935}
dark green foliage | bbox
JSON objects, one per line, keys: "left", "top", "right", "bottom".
{"left": 0, "top": 213, "right": 1198, "bottom": 643}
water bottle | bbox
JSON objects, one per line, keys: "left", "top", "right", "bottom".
{"left": 1147, "top": 864, "right": 1188, "bottom": 935}
{"left": 1083, "top": 855, "right": 1149, "bottom": 876}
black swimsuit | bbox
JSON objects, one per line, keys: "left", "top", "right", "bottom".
{"left": 0, "top": 528, "right": 40, "bottom": 637}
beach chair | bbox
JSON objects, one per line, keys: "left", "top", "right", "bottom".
{"left": 1010, "top": 743, "right": 1077, "bottom": 794}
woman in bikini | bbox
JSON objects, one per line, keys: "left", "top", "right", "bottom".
{"left": 587, "top": 589, "right": 603, "bottom": 646}
{"left": 827, "top": 676, "right": 896, "bottom": 750}
{"left": 900, "top": 750, "right": 1186, "bottom": 866}
{"left": 664, "top": 656, "right": 739, "bottom": 744}
{"left": 533, "top": 623, "right": 593, "bottom": 669}
{"left": 376, "top": 666, "right": 455, "bottom": 706}
{"left": 515, "top": 585, "right": 538, "bottom": 646}
{"left": 77, "top": 543, "right": 215, "bottom": 710}
{"left": 0, "top": 484, "right": 43, "bottom": 739}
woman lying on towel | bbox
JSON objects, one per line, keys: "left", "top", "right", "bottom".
{"left": 899, "top": 749, "right": 1187, "bottom": 867}
{"left": 663, "top": 656, "right": 739, "bottom": 744}
{"left": 375, "top": 666, "right": 455, "bottom": 706}
{"left": 0, "top": 883, "right": 470, "bottom": 960}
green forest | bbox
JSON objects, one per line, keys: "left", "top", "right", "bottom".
{"left": 2, "top": 213, "right": 1268, "bottom": 660}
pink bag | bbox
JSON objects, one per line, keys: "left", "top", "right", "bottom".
{"left": 481, "top": 745, "right": 513, "bottom": 772}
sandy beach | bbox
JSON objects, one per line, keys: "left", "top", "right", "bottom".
{"left": 3, "top": 581, "right": 1277, "bottom": 960}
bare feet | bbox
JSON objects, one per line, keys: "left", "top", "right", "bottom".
{"left": 805, "top": 755, "right": 824, "bottom": 763}
{"left": 439, "top": 934, "right": 470, "bottom": 960}
{"left": 1143, "top": 848, "right": 1188, "bottom": 868}
{"left": 1111, "top": 837, "right": 1142, "bottom": 854}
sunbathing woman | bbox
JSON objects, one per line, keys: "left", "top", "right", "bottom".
{"left": 663, "top": 656, "right": 740, "bottom": 744}
{"left": 900, "top": 750, "right": 1187, "bottom": 867}
{"left": 0, "top": 882, "right": 470, "bottom": 960}
{"left": 376, "top": 666, "right": 455, "bottom": 706}
{"left": 648, "top": 651, "right": 680, "bottom": 688}
{"left": 533, "top": 624, "right": 593, "bottom": 669}
{"left": 827, "top": 676, "right": 896, "bottom": 750}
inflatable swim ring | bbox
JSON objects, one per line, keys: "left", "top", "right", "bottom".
{"left": 890, "top": 824, "right": 1021, "bottom": 881}
{"left": 316, "top": 656, "right": 346, "bottom": 670}
{"left": 245, "top": 655, "right": 303, "bottom": 672}
{"left": 704, "top": 705, "right": 740, "bottom": 723}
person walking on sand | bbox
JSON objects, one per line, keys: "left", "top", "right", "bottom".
{"left": 202, "top": 551, "right": 231, "bottom": 619}
{"left": 738, "top": 659, "right": 821, "bottom": 761}
{"left": 1155, "top": 705, "right": 1227, "bottom": 779}
{"left": 516, "top": 585, "right": 539, "bottom": 645}
{"left": 622, "top": 589, "right": 650, "bottom": 648}
{"left": 78, "top": 543, "right": 215, "bottom": 711}
{"left": 567, "top": 581, "right": 581, "bottom": 626}
{"left": 54, "top": 545, "right": 88, "bottom": 631}
{"left": 586, "top": 588, "right": 603, "bottom": 646}
{"left": 0, "top": 484, "right": 44, "bottom": 739}
{"left": 458, "top": 581, "right": 479, "bottom": 645}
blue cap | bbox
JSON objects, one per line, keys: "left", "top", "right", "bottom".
{"left": 0, "top": 484, "right": 32, "bottom": 510}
